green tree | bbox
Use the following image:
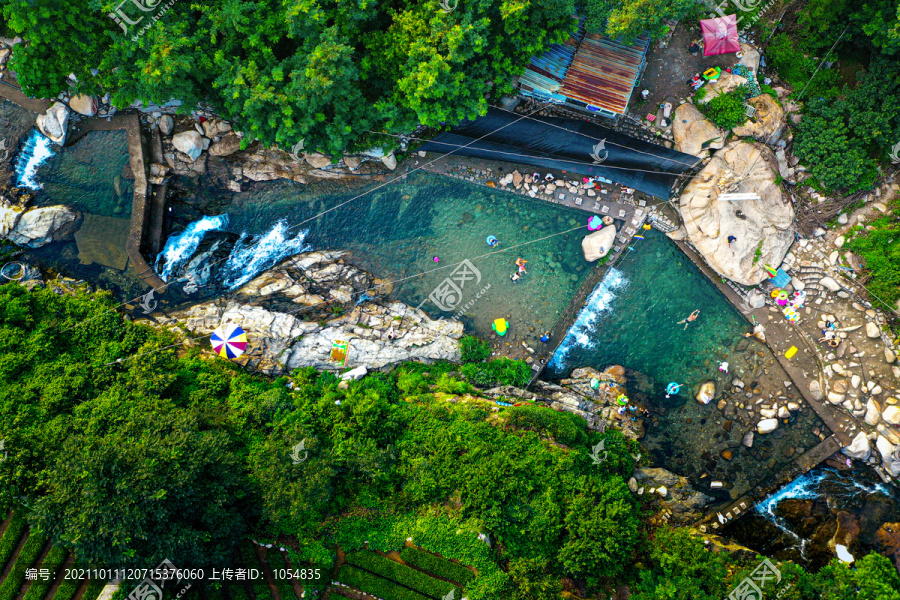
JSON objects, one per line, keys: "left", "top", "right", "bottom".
{"left": 794, "top": 99, "right": 879, "bottom": 193}
{"left": 631, "top": 527, "right": 729, "bottom": 600}
{"left": 557, "top": 478, "right": 639, "bottom": 580}
{"left": 31, "top": 398, "right": 249, "bottom": 568}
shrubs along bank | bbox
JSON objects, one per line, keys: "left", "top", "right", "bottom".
{"left": 1, "top": 284, "right": 900, "bottom": 598}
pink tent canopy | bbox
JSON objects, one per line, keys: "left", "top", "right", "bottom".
{"left": 701, "top": 15, "right": 741, "bottom": 56}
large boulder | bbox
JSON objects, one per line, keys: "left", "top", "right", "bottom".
{"left": 697, "top": 72, "right": 748, "bottom": 105}
{"left": 696, "top": 380, "right": 716, "bottom": 404}
{"left": 842, "top": 431, "right": 871, "bottom": 460}
{"left": 672, "top": 104, "right": 724, "bottom": 157}
{"left": 737, "top": 43, "right": 760, "bottom": 73}
{"left": 6, "top": 205, "right": 81, "bottom": 248}
{"left": 582, "top": 226, "right": 616, "bottom": 261}
{"left": 678, "top": 141, "right": 793, "bottom": 285}
{"left": 172, "top": 130, "right": 204, "bottom": 161}
{"left": 732, "top": 93, "right": 785, "bottom": 141}
{"left": 0, "top": 201, "right": 24, "bottom": 237}
{"left": 68, "top": 94, "right": 98, "bottom": 117}
{"left": 209, "top": 133, "right": 241, "bottom": 157}
{"left": 36, "top": 102, "right": 69, "bottom": 145}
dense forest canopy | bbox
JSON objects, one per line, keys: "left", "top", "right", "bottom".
{"left": 0, "top": 0, "right": 707, "bottom": 157}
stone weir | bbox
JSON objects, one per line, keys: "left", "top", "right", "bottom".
{"left": 0, "top": 76, "right": 166, "bottom": 292}
{"left": 68, "top": 114, "right": 167, "bottom": 292}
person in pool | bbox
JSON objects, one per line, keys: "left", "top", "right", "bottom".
{"left": 510, "top": 272, "right": 521, "bottom": 283}
{"left": 677, "top": 309, "right": 700, "bottom": 329}
{"left": 515, "top": 257, "right": 528, "bottom": 273}
{"left": 488, "top": 236, "right": 500, "bottom": 248}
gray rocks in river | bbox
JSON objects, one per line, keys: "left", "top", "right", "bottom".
{"left": 630, "top": 467, "right": 714, "bottom": 524}
{"left": 0, "top": 198, "right": 81, "bottom": 248}
{"left": 678, "top": 141, "right": 793, "bottom": 285}
{"left": 158, "top": 115, "right": 174, "bottom": 136}
{"left": 156, "top": 251, "right": 463, "bottom": 375}
{"left": 172, "top": 130, "right": 204, "bottom": 161}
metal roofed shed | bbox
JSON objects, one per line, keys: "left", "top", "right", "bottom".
{"left": 559, "top": 33, "right": 650, "bottom": 118}
{"left": 518, "top": 28, "right": 651, "bottom": 119}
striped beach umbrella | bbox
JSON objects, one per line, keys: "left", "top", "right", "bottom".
{"left": 211, "top": 324, "right": 248, "bottom": 359}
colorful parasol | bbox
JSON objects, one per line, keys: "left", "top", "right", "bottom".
{"left": 588, "top": 216, "right": 603, "bottom": 231}
{"left": 211, "top": 324, "right": 248, "bottom": 359}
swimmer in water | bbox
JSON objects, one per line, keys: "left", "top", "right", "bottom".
{"left": 515, "top": 257, "right": 528, "bottom": 274}
{"left": 510, "top": 273, "right": 521, "bottom": 283}
{"left": 433, "top": 256, "right": 440, "bottom": 263}
{"left": 677, "top": 309, "right": 700, "bottom": 330}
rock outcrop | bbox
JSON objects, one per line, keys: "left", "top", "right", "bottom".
{"left": 697, "top": 72, "right": 748, "bottom": 105}
{"left": 528, "top": 365, "right": 646, "bottom": 439}
{"left": 678, "top": 141, "right": 794, "bottom": 285}
{"left": 156, "top": 251, "right": 464, "bottom": 374}
{"left": 672, "top": 103, "right": 724, "bottom": 157}
{"left": 630, "top": 467, "right": 714, "bottom": 523}
{"left": 36, "top": 102, "right": 69, "bottom": 145}
{"left": 732, "top": 94, "right": 785, "bottom": 142}
{"left": 0, "top": 198, "right": 81, "bottom": 248}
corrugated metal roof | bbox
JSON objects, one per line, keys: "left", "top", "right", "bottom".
{"left": 528, "top": 37, "right": 580, "bottom": 82}
{"left": 559, "top": 33, "right": 650, "bottom": 116}
{"left": 519, "top": 28, "right": 650, "bottom": 117}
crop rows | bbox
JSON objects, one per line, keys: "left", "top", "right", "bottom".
{"left": 344, "top": 552, "right": 457, "bottom": 600}
{"left": 398, "top": 548, "right": 473, "bottom": 587}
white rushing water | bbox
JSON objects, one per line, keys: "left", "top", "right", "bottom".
{"left": 156, "top": 214, "right": 230, "bottom": 281}
{"left": 221, "top": 220, "right": 311, "bottom": 289}
{"left": 155, "top": 214, "right": 311, "bottom": 290}
{"left": 549, "top": 267, "right": 628, "bottom": 368}
{"left": 14, "top": 129, "right": 57, "bottom": 190}
{"left": 755, "top": 469, "right": 891, "bottom": 557}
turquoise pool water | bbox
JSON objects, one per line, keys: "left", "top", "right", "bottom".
{"left": 548, "top": 228, "right": 750, "bottom": 388}
{"left": 31, "top": 130, "right": 134, "bottom": 218}
{"left": 175, "top": 171, "right": 597, "bottom": 341}
{"left": 14, "top": 129, "right": 141, "bottom": 296}
{"left": 547, "top": 229, "right": 824, "bottom": 496}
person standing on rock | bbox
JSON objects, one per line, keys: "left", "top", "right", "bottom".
{"left": 727, "top": 235, "right": 737, "bottom": 246}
